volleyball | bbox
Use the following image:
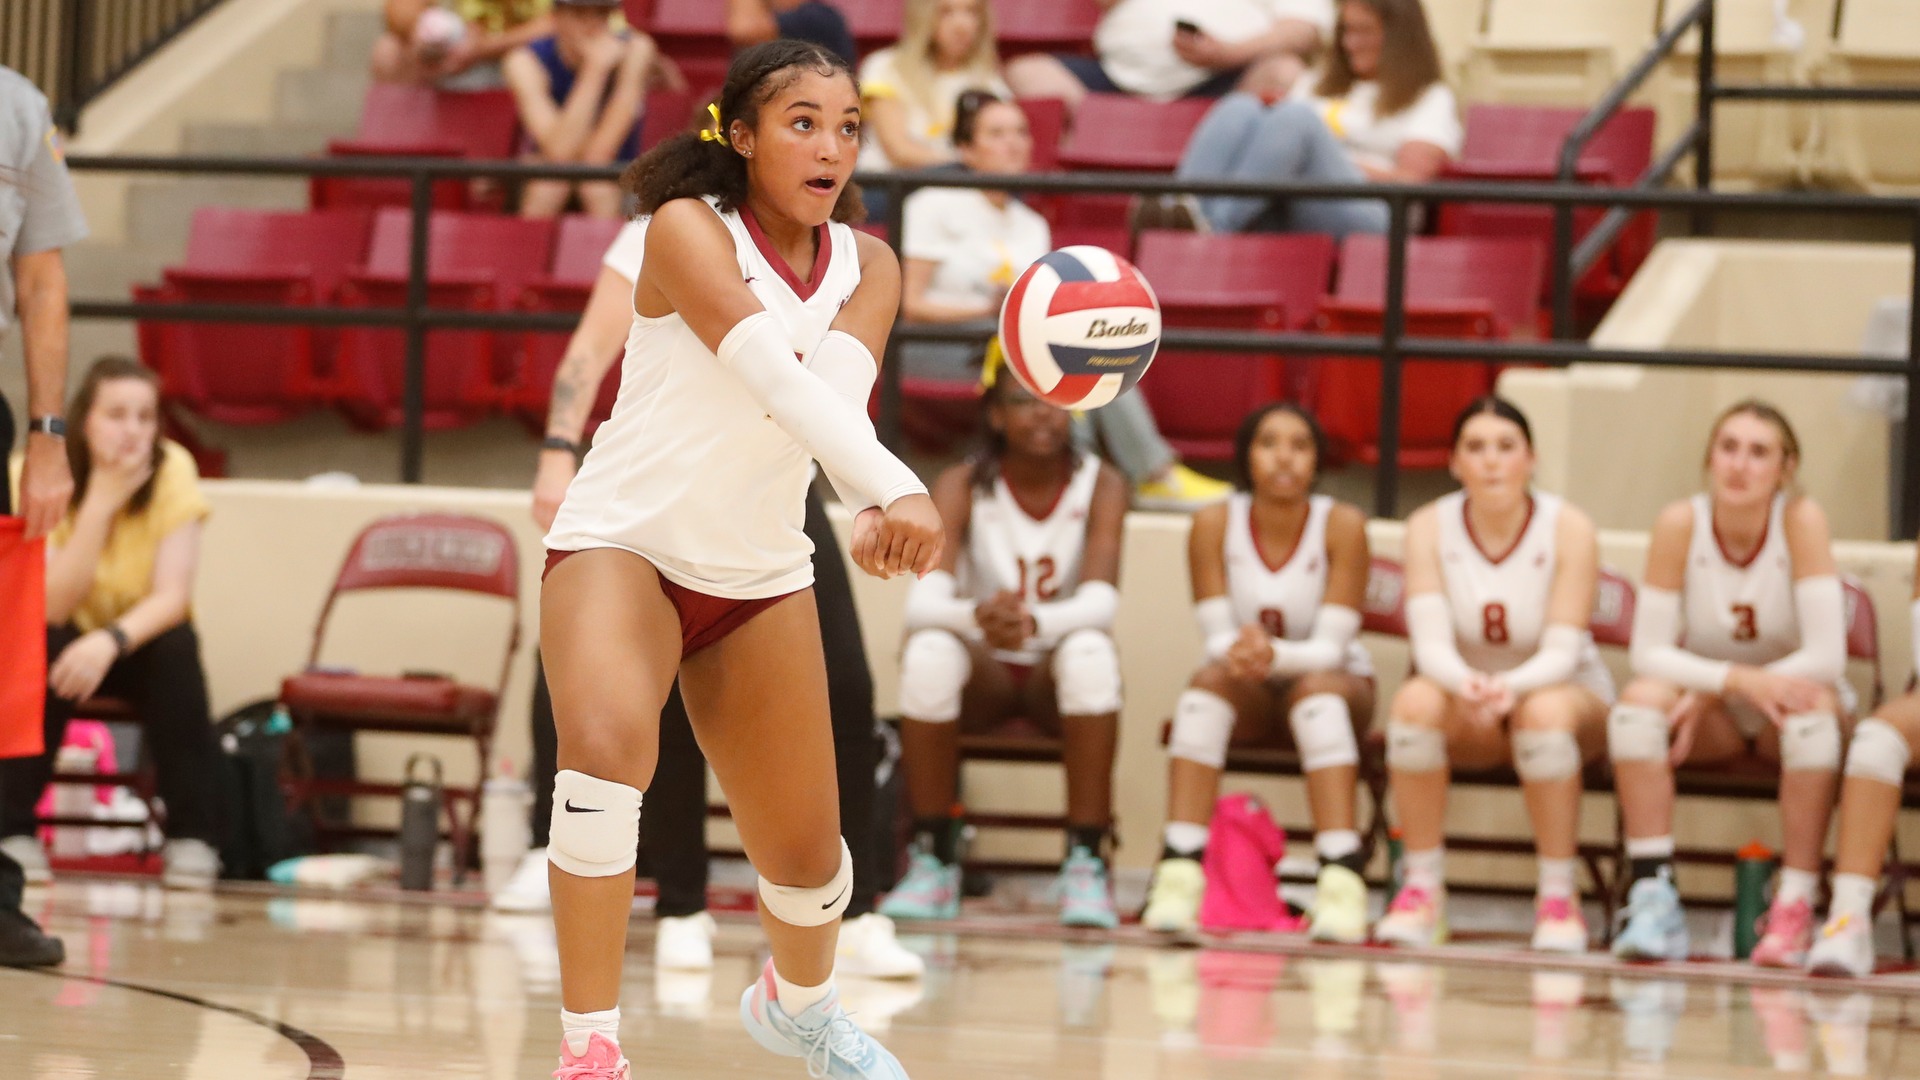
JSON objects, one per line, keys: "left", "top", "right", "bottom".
{"left": 998, "top": 245, "right": 1161, "bottom": 411}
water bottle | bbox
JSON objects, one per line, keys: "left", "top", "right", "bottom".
{"left": 398, "top": 755, "right": 444, "bottom": 891}
{"left": 1733, "top": 841, "right": 1776, "bottom": 960}
{"left": 480, "top": 761, "right": 532, "bottom": 895}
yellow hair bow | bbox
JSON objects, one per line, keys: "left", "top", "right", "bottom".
{"left": 979, "top": 336, "right": 1005, "bottom": 392}
{"left": 698, "top": 102, "right": 726, "bottom": 144}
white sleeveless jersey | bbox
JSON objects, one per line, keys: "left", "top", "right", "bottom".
{"left": 1681, "top": 493, "right": 1800, "bottom": 665}
{"left": 1221, "top": 493, "right": 1372, "bottom": 677}
{"left": 958, "top": 455, "right": 1103, "bottom": 664}
{"left": 545, "top": 200, "right": 861, "bottom": 599}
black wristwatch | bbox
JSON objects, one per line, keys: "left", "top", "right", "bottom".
{"left": 542, "top": 436, "right": 583, "bottom": 457}
{"left": 27, "top": 415, "right": 66, "bottom": 438}
{"left": 104, "top": 624, "right": 131, "bottom": 658}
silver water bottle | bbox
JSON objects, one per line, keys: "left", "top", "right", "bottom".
{"left": 398, "top": 754, "right": 444, "bottom": 891}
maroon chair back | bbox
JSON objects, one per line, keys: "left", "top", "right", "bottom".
{"left": 1362, "top": 557, "right": 1408, "bottom": 638}
{"left": 1306, "top": 303, "right": 1498, "bottom": 467}
{"left": 1137, "top": 230, "right": 1336, "bottom": 331}
{"left": 329, "top": 513, "right": 520, "bottom": 599}
{"left": 1057, "top": 94, "right": 1213, "bottom": 171}
{"left": 548, "top": 215, "right": 628, "bottom": 287}
{"left": 994, "top": 0, "right": 1100, "bottom": 52}
{"left": 1334, "top": 234, "right": 1546, "bottom": 337}
{"left": 1841, "top": 575, "right": 1884, "bottom": 710}
{"left": 1017, "top": 97, "right": 1067, "bottom": 173}
{"left": 1590, "top": 567, "right": 1637, "bottom": 649}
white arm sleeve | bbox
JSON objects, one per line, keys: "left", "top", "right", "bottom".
{"left": 1629, "top": 586, "right": 1731, "bottom": 694}
{"left": 1194, "top": 596, "right": 1237, "bottom": 660}
{"left": 903, "top": 570, "right": 977, "bottom": 634}
{"left": 1497, "top": 624, "right": 1586, "bottom": 695}
{"left": 801, "top": 330, "right": 883, "bottom": 516}
{"left": 1766, "top": 575, "right": 1847, "bottom": 684}
{"left": 717, "top": 313, "right": 926, "bottom": 510}
{"left": 1032, "top": 581, "right": 1119, "bottom": 641}
{"left": 1269, "top": 605, "right": 1361, "bottom": 677}
{"left": 1407, "top": 593, "right": 1474, "bottom": 694}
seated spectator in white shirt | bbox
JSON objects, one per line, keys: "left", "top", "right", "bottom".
{"left": 1006, "top": 0, "right": 1333, "bottom": 113}
{"left": 861, "top": 0, "right": 1009, "bottom": 174}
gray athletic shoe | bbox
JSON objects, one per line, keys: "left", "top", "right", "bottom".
{"left": 161, "top": 839, "right": 221, "bottom": 890}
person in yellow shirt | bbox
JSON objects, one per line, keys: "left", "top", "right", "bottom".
{"left": 1, "top": 357, "right": 223, "bottom": 891}
{"left": 374, "top": 0, "right": 557, "bottom": 88}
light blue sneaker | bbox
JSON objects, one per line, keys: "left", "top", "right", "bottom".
{"left": 1611, "top": 868, "right": 1690, "bottom": 962}
{"left": 1058, "top": 846, "right": 1119, "bottom": 929}
{"left": 740, "top": 961, "right": 910, "bottom": 1079}
{"left": 877, "top": 852, "right": 960, "bottom": 921}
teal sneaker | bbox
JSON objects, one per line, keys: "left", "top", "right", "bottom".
{"left": 740, "top": 961, "right": 910, "bottom": 1079}
{"left": 1611, "top": 868, "right": 1690, "bottom": 962}
{"left": 877, "top": 852, "right": 960, "bottom": 922}
{"left": 1058, "top": 846, "right": 1119, "bottom": 929}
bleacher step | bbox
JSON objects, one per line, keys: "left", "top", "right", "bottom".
{"left": 126, "top": 177, "right": 309, "bottom": 256}
{"left": 323, "top": 10, "right": 387, "bottom": 73}
{"left": 275, "top": 68, "right": 371, "bottom": 132}
{"left": 183, "top": 121, "right": 340, "bottom": 158}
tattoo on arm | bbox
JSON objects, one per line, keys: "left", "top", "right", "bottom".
{"left": 546, "top": 353, "right": 595, "bottom": 440}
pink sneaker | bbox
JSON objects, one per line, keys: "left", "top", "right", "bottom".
{"left": 1751, "top": 897, "right": 1815, "bottom": 968}
{"left": 1530, "top": 895, "right": 1589, "bottom": 953}
{"left": 1374, "top": 885, "right": 1447, "bottom": 947}
{"left": 554, "top": 1033, "right": 630, "bottom": 1080}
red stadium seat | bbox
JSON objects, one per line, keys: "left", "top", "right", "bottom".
{"left": 312, "top": 85, "right": 520, "bottom": 211}
{"left": 647, "top": 0, "right": 732, "bottom": 90}
{"left": 332, "top": 210, "right": 558, "bottom": 430}
{"left": 840, "top": 0, "right": 904, "bottom": 51}
{"left": 1057, "top": 94, "right": 1212, "bottom": 172}
{"left": 136, "top": 208, "right": 375, "bottom": 426}
{"left": 513, "top": 215, "right": 628, "bottom": 431}
{"left": 1306, "top": 302, "right": 1499, "bottom": 467}
{"left": 1017, "top": 97, "right": 1066, "bottom": 173}
{"left": 1332, "top": 234, "right": 1547, "bottom": 337}
{"left": 1137, "top": 230, "right": 1336, "bottom": 331}
{"left": 993, "top": 0, "right": 1100, "bottom": 54}
{"left": 638, "top": 85, "right": 709, "bottom": 153}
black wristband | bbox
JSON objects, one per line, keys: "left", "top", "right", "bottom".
{"left": 542, "top": 436, "right": 583, "bottom": 457}
{"left": 28, "top": 416, "right": 66, "bottom": 438}
{"left": 105, "top": 624, "right": 131, "bottom": 658}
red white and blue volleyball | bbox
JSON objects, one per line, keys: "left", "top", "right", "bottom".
{"left": 998, "top": 246, "right": 1161, "bottom": 410}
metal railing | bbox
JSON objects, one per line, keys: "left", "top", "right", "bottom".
{"left": 4, "top": 0, "right": 228, "bottom": 130}
{"left": 63, "top": 153, "right": 1920, "bottom": 534}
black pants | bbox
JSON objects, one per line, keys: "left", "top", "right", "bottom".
{"left": 530, "top": 486, "right": 880, "bottom": 918}
{"left": 0, "top": 623, "right": 225, "bottom": 846}
{"left": 0, "top": 394, "right": 21, "bottom": 909}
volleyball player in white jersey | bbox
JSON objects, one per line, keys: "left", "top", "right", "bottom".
{"left": 538, "top": 41, "right": 941, "bottom": 1080}
{"left": 1138, "top": 403, "right": 1376, "bottom": 941}
{"left": 1807, "top": 545, "right": 1920, "bottom": 977}
{"left": 882, "top": 360, "right": 1130, "bottom": 929}
{"left": 1376, "top": 397, "right": 1612, "bottom": 953}
{"left": 1608, "top": 401, "right": 1847, "bottom": 969}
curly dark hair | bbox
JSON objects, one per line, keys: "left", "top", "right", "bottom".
{"left": 624, "top": 39, "right": 865, "bottom": 223}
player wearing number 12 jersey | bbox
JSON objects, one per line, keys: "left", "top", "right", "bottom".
{"left": 883, "top": 363, "right": 1130, "bottom": 929}
{"left": 1379, "top": 397, "right": 1613, "bottom": 954}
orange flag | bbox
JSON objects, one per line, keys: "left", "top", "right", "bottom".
{"left": 0, "top": 518, "right": 45, "bottom": 759}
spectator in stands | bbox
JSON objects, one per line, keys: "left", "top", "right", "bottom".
{"left": 1006, "top": 0, "right": 1333, "bottom": 113}
{"left": 1160, "top": 0, "right": 1460, "bottom": 236}
{"left": 728, "top": 0, "right": 858, "bottom": 65}
{"left": 859, "top": 0, "right": 1007, "bottom": 174}
{"left": 1, "top": 358, "right": 225, "bottom": 893}
{"left": 373, "top": 0, "right": 555, "bottom": 88}
{"left": 902, "top": 91, "right": 1230, "bottom": 509}
{"left": 504, "top": 0, "right": 681, "bottom": 219}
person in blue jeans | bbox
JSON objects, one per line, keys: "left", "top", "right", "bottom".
{"left": 1164, "top": 0, "right": 1460, "bottom": 236}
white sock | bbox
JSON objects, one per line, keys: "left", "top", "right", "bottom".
{"left": 561, "top": 1008, "right": 621, "bottom": 1056}
{"left": 1830, "top": 873, "right": 1877, "bottom": 923}
{"left": 773, "top": 968, "right": 834, "bottom": 1015}
{"left": 1776, "top": 866, "right": 1820, "bottom": 907}
{"left": 1163, "top": 821, "right": 1209, "bottom": 857}
{"left": 1625, "top": 834, "right": 1675, "bottom": 860}
{"left": 1537, "top": 857, "right": 1578, "bottom": 901}
{"left": 1403, "top": 847, "right": 1444, "bottom": 892}
{"left": 1316, "top": 829, "right": 1363, "bottom": 864}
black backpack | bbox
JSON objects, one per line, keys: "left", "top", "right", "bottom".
{"left": 214, "top": 700, "right": 356, "bottom": 879}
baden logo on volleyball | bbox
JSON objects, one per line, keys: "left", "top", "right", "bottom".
{"left": 998, "top": 246, "right": 1161, "bottom": 410}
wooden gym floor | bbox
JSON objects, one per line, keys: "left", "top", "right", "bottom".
{"left": 4, "top": 879, "right": 1920, "bottom": 1078}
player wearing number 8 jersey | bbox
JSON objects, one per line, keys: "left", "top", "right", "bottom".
{"left": 1608, "top": 401, "right": 1848, "bottom": 969}
{"left": 882, "top": 364, "right": 1130, "bottom": 929}
{"left": 1141, "top": 403, "right": 1376, "bottom": 941}
{"left": 1378, "top": 397, "right": 1613, "bottom": 954}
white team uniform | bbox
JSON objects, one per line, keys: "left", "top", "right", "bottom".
{"left": 1677, "top": 492, "right": 1854, "bottom": 728}
{"left": 957, "top": 455, "right": 1104, "bottom": 665}
{"left": 1433, "top": 490, "right": 1614, "bottom": 701}
{"left": 1220, "top": 493, "right": 1373, "bottom": 679}
{"left": 546, "top": 199, "right": 861, "bottom": 599}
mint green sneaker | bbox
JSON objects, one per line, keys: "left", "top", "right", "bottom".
{"left": 1058, "top": 847, "right": 1119, "bottom": 929}
{"left": 877, "top": 851, "right": 960, "bottom": 921}
{"left": 740, "top": 960, "right": 910, "bottom": 1079}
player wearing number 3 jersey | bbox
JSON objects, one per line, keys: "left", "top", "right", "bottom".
{"left": 1608, "top": 401, "right": 1848, "bottom": 969}
{"left": 1378, "top": 397, "right": 1613, "bottom": 954}
{"left": 882, "top": 365, "right": 1131, "bottom": 930}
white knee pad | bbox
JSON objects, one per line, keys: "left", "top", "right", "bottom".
{"left": 1169, "top": 688, "right": 1234, "bottom": 768}
{"left": 757, "top": 837, "right": 853, "bottom": 928}
{"left": 1780, "top": 711, "right": 1841, "bottom": 772}
{"left": 1053, "top": 628, "right": 1123, "bottom": 716}
{"left": 547, "top": 770, "right": 643, "bottom": 878}
{"left": 1289, "top": 692, "right": 1358, "bottom": 772}
{"left": 1386, "top": 720, "right": 1446, "bottom": 774}
{"left": 1607, "top": 704, "right": 1669, "bottom": 763}
{"left": 1844, "top": 717, "right": 1913, "bottom": 786}
{"left": 1512, "top": 728, "right": 1582, "bottom": 782}
{"left": 899, "top": 629, "right": 971, "bottom": 722}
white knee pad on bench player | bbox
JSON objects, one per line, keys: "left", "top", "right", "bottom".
{"left": 1512, "top": 728, "right": 1581, "bottom": 782}
{"left": 1844, "top": 717, "right": 1912, "bottom": 786}
{"left": 1780, "top": 711, "right": 1840, "bottom": 771}
{"left": 758, "top": 837, "right": 853, "bottom": 928}
{"left": 548, "top": 769, "right": 643, "bottom": 877}
{"left": 1289, "top": 692, "right": 1357, "bottom": 771}
{"left": 899, "top": 629, "right": 971, "bottom": 722}
{"left": 1607, "top": 704, "right": 1669, "bottom": 763}
{"left": 1386, "top": 720, "right": 1446, "bottom": 773}
{"left": 1054, "top": 628, "right": 1122, "bottom": 715}
{"left": 1168, "top": 688, "right": 1234, "bottom": 769}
